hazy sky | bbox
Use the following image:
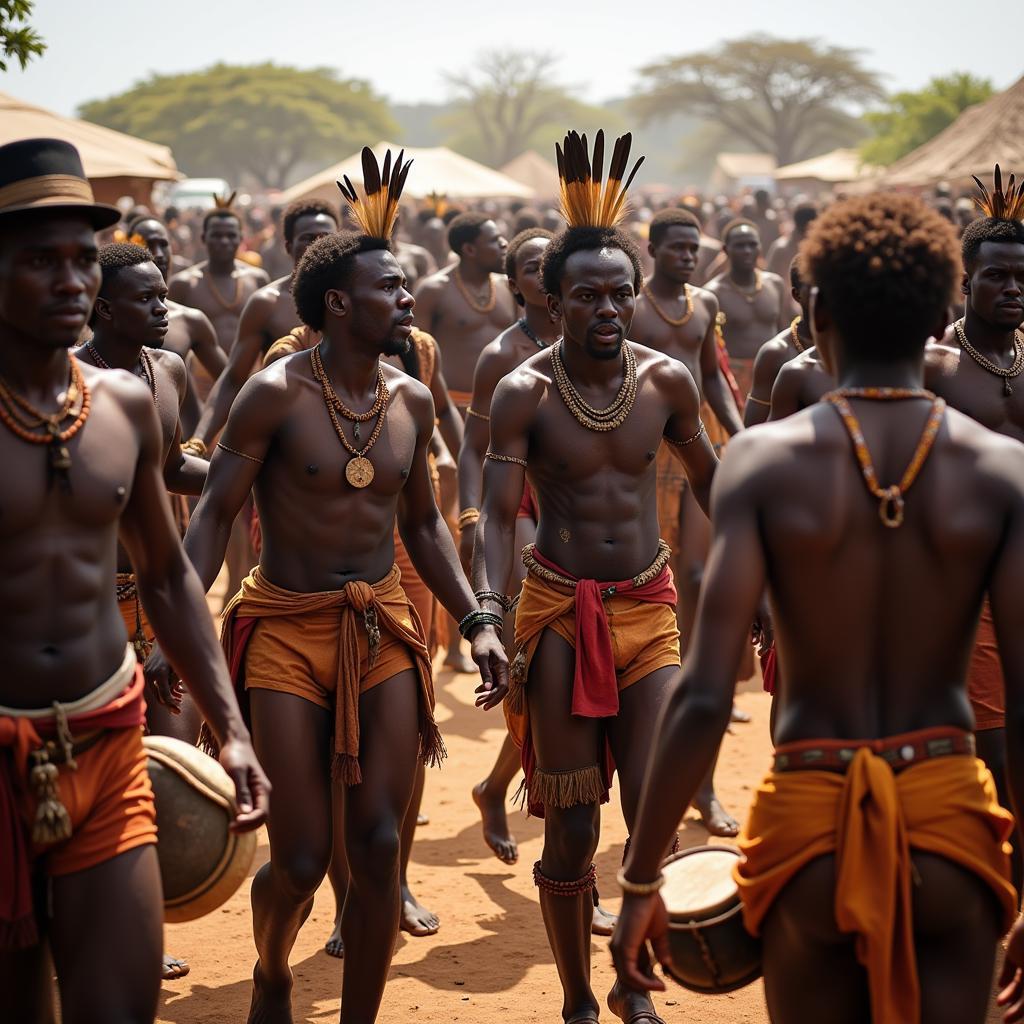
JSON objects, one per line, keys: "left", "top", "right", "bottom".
{"left": 3, "top": 0, "right": 1021, "bottom": 116}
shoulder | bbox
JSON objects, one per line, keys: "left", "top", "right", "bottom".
{"left": 704, "top": 273, "right": 726, "bottom": 291}
{"left": 691, "top": 283, "right": 719, "bottom": 315}
{"left": 413, "top": 267, "right": 452, "bottom": 295}
{"left": 478, "top": 325, "right": 524, "bottom": 370}
{"left": 237, "top": 261, "right": 270, "bottom": 284}
{"left": 169, "top": 264, "right": 203, "bottom": 288}
{"left": 80, "top": 360, "right": 154, "bottom": 422}
{"left": 718, "top": 407, "right": 822, "bottom": 490}
{"left": 149, "top": 346, "right": 188, "bottom": 384}
{"left": 634, "top": 339, "right": 696, "bottom": 381}
{"left": 493, "top": 348, "right": 551, "bottom": 405}
{"left": 383, "top": 360, "right": 434, "bottom": 418}
{"left": 762, "top": 271, "right": 786, "bottom": 290}
{"left": 752, "top": 332, "right": 791, "bottom": 371}
{"left": 170, "top": 300, "right": 212, "bottom": 329}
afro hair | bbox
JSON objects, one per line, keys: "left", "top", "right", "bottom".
{"left": 540, "top": 226, "right": 643, "bottom": 297}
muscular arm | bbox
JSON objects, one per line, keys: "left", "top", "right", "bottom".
{"left": 775, "top": 279, "right": 790, "bottom": 333}
{"left": 167, "top": 271, "right": 192, "bottom": 307}
{"left": 663, "top": 359, "right": 719, "bottom": 517}
{"left": 161, "top": 354, "right": 208, "bottom": 497}
{"left": 186, "top": 307, "right": 228, "bottom": 379}
{"left": 472, "top": 374, "right": 534, "bottom": 598}
{"left": 195, "top": 289, "right": 274, "bottom": 446}
{"left": 698, "top": 296, "right": 744, "bottom": 435}
{"left": 184, "top": 376, "right": 278, "bottom": 590}
{"left": 768, "top": 359, "right": 805, "bottom": 422}
{"left": 457, "top": 344, "right": 505, "bottom": 513}
{"left": 745, "top": 341, "right": 787, "bottom": 427}
{"left": 428, "top": 337, "right": 463, "bottom": 461}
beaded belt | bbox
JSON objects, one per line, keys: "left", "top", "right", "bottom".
{"left": 773, "top": 727, "right": 975, "bottom": 774}
{"left": 521, "top": 540, "right": 672, "bottom": 595}
{"left": 115, "top": 571, "right": 137, "bottom": 602}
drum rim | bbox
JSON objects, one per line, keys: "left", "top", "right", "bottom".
{"left": 666, "top": 897, "right": 745, "bottom": 933}
{"left": 661, "top": 844, "right": 742, "bottom": 922}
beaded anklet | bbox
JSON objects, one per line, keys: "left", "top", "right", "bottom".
{"left": 533, "top": 861, "right": 597, "bottom": 897}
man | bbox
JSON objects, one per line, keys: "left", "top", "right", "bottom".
{"left": 924, "top": 182, "right": 1024, "bottom": 893}
{"left": 126, "top": 214, "right": 225, "bottom": 436}
{"left": 745, "top": 256, "right": 815, "bottom": 427}
{"left": 630, "top": 206, "right": 745, "bottom": 836}
{"left": 183, "top": 155, "right": 507, "bottom": 1024}
{"left": 706, "top": 219, "right": 788, "bottom": 402}
{"left": 768, "top": 343, "right": 833, "bottom": 421}
{"left": 167, "top": 201, "right": 269, "bottom": 399}
{"left": 678, "top": 200, "right": 723, "bottom": 287}
{"left": 473, "top": 131, "right": 718, "bottom": 1024}
{"left": 0, "top": 138, "right": 268, "bottom": 1023}
{"left": 413, "top": 211, "right": 516, "bottom": 410}
{"left": 612, "top": 193, "right": 1023, "bottom": 1024}
{"left": 193, "top": 198, "right": 339, "bottom": 449}
{"left": 765, "top": 201, "right": 818, "bottom": 310}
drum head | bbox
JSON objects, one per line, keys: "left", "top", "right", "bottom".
{"left": 662, "top": 845, "right": 741, "bottom": 923}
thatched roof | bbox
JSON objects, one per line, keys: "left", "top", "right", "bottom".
{"left": 500, "top": 150, "right": 559, "bottom": 197}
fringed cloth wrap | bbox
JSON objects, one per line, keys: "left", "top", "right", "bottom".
{"left": 969, "top": 600, "right": 1004, "bottom": 731}
{"left": 0, "top": 646, "right": 149, "bottom": 950}
{"left": 736, "top": 732, "right": 1016, "bottom": 1024}
{"left": 200, "top": 566, "right": 444, "bottom": 785}
{"left": 506, "top": 543, "right": 679, "bottom": 817}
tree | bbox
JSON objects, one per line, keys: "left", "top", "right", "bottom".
{"left": 860, "top": 73, "right": 994, "bottom": 166}
{"left": 79, "top": 64, "right": 397, "bottom": 190}
{"left": 441, "top": 51, "right": 615, "bottom": 168}
{"left": 0, "top": 0, "right": 44, "bottom": 72}
{"left": 632, "top": 35, "right": 884, "bottom": 168}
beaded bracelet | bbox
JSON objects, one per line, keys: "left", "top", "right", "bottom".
{"left": 616, "top": 868, "right": 665, "bottom": 896}
{"left": 458, "top": 609, "right": 503, "bottom": 639}
{"left": 665, "top": 421, "right": 706, "bottom": 448}
{"left": 458, "top": 507, "right": 481, "bottom": 531}
{"left": 474, "top": 589, "right": 510, "bottom": 612}
{"left": 181, "top": 436, "right": 209, "bottom": 458}
{"left": 485, "top": 451, "right": 527, "bottom": 467}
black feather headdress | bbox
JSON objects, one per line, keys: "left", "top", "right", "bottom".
{"left": 555, "top": 130, "right": 645, "bottom": 229}
{"left": 337, "top": 147, "right": 413, "bottom": 240}
{"left": 972, "top": 164, "right": 1024, "bottom": 221}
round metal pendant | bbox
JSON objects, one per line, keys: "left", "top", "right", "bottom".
{"left": 345, "top": 456, "right": 374, "bottom": 488}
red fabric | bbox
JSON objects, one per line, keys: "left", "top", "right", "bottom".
{"left": 0, "top": 667, "right": 145, "bottom": 950}
{"left": 528, "top": 548, "right": 677, "bottom": 720}
{"left": 761, "top": 645, "right": 777, "bottom": 695}
{"left": 715, "top": 328, "right": 744, "bottom": 411}
{"left": 517, "top": 480, "right": 539, "bottom": 521}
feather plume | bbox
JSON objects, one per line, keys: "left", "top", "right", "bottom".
{"left": 212, "top": 190, "right": 238, "bottom": 210}
{"left": 337, "top": 147, "right": 413, "bottom": 240}
{"left": 555, "top": 130, "right": 644, "bottom": 230}
{"left": 425, "top": 191, "right": 449, "bottom": 218}
{"left": 972, "top": 164, "right": 1024, "bottom": 220}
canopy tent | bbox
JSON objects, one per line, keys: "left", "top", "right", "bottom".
{"left": 500, "top": 150, "right": 560, "bottom": 198}
{"left": 774, "top": 148, "right": 878, "bottom": 193}
{"left": 0, "top": 91, "right": 180, "bottom": 205}
{"left": 281, "top": 142, "right": 535, "bottom": 205}
{"left": 708, "top": 153, "right": 776, "bottom": 193}
{"left": 863, "top": 75, "right": 1024, "bottom": 190}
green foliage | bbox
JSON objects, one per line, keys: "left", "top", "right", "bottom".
{"left": 860, "top": 73, "right": 994, "bottom": 166}
{"left": 78, "top": 64, "right": 397, "bottom": 190}
{"left": 0, "top": 0, "right": 45, "bottom": 72}
{"left": 632, "top": 35, "right": 884, "bottom": 168}
{"left": 441, "top": 52, "right": 617, "bottom": 168}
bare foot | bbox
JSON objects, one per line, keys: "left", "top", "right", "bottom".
{"left": 162, "top": 952, "right": 190, "bottom": 980}
{"left": 323, "top": 916, "right": 344, "bottom": 959}
{"left": 247, "top": 963, "right": 293, "bottom": 1024}
{"left": 607, "top": 977, "right": 664, "bottom": 1023}
{"left": 472, "top": 780, "right": 518, "bottom": 864}
{"left": 400, "top": 885, "right": 440, "bottom": 936}
{"left": 693, "top": 794, "right": 740, "bottom": 838}
{"left": 443, "top": 641, "right": 476, "bottom": 674}
{"left": 730, "top": 703, "right": 751, "bottom": 723}
{"left": 591, "top": 902, "right": 618, "bottom": 936}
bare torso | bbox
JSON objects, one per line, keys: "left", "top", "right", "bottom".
{"left": 169, "top": 259, "right": 268, "bottom": 355}
{"left": 707, "top": 271, "right": 786, "bottom": 361}
{"left": 631, "top": 284, "right": 715, "bottom": 392}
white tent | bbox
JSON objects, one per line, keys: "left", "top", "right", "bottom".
{"left": 281, "top": 142, "right": 535, "bottom": 204}
{"left": 774, "top": 149, "right": 877, "bottom": 189}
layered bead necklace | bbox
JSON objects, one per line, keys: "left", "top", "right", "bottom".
{"left": 549, "top": 340, "right": 638, "bottom": 432}
{"left": 953, "top": 318, "right": 1024, "bottom": 396}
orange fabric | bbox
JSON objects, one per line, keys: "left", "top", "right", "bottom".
{"left": 263, "top": 324, "right": 317, "bottom": 367}
{"left": 449, "top": 388, "right": 472, "bottom": 411}
{"left": 118, "top": 585, "right": 154, "bottom": 657}
{"left": 218, "top": 565, "right": 442, "bottom": 784}
{"left": 969, "top": 600, "right": 1004, "bottom": 731}
{"left": 728, "top": 356, "right": 755, "bottom": 402}
{"left": 736, "top": 742, "right": 1016, "bottom": 1024}
{"left": 655, "top": 444, "right": 687, "bottom": 552}
{"left": 392, "top": 527, "right": 437, "bottom": 658}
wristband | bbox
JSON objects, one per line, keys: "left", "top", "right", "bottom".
{"left": 181, "top": 436, "right": 209, "bottom": 458}
{"left": 474, "top": 589, "right": 510, "bottom": 612}
{"left": 616, "top": 868, "right": 665, "bottom": 896}
{"left": 458, "top": 609, "right": 503, "bottom": 639}
{"left": 458, "top": 507, "right": 481, "bottom": 531}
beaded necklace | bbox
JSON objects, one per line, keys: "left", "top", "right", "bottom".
{"left": 642, "top": 282, "right": 694, "bottom": 327}
{"left": 518, "top": 317, "right": 558, "bottom": 350}
{"left": 789, "top": 316, "right": 806, "bottom": 354}
{"left": 0, "top": 355, "right": 91, "bottom": 488}
{"left": 952, "top": 318, "right": 1024, "bottom": 396}
{"left": 310, "top": 345, "right": 390, "bottom": 488}
{"left": 823, "top": 387, "right": 944, "bottom": 529}
{"left": 724, "top": 270, "right": 762, "bottom": 304}
{"left": 85, "top": 342, "right": 157, "bottom": 403}
{"left": 453, "top": 266, "right": 496, "bottom": 314}
{"left": 549, "top": 340, "right": 638, "bottom": 433}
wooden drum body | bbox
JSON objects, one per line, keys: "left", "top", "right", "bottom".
{"left": 661, "top": 845, "right": 762, "bottom": 993}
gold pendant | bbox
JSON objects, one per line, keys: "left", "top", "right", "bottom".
{"left": 879, "top": 491, "right": 905, "bottom": 529}
{"left": 346, "top": 456, "right": 374, "bottom": 488}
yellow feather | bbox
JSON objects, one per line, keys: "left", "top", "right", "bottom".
{"left": 555, "top": 130, "right": 644, "bottom": 229}
{"left": 973, "top": 165, "right": 1024, "bottom": 221}
{"left": 337, "top": 147, "right": 413, "bottom": 240}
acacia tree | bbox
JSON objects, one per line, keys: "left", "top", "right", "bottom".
{"left": 442, "top": 51, "right": 613, "bottom": 168}
{"left": 0, "top": 0, "right": 44, "bottom": 71}
{"left": 633, "top": 35, "right": 884, "bottom": 167}
{"left": 860, "top": 73, "right": 994, "bottom": 166}
{"left": 79, "top": 64, "right": 397, "bottom": 190}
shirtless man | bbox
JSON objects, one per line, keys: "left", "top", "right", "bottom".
{"left": 745, "top": 256, "right": 815, "bottom": 427}
{"left": 0, "top": 137, "right": 268, "bottom": 1024}
{"left": 706, "top": 219, "right": 788, "bottom": 401}
{"left": 765, "top": 201, "right": 817, "bottom": 317}
{"left": 613, "top": 192, "right": 1024, "bottom": 1024}
{"left": 126, "top": 214, "right": 225, "bottom": 436}
{"left": 167, "top": 203, "right": 269, "bottom": 396}
{"left": 413, "top": 212, "right": 516, "bottom": 409}
{"left": 194, "top": 198, "right": 339, "bottom": 449}
{"left": 473, "top": 133, "right": 718, "bottom": 1024}
{"left": 183, "top": 206, "right": 507, "bottom": 1023}
{"left": 631, "top": 206, "right": 744, "bottom": 836}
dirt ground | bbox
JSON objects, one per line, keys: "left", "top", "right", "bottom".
{"left": 155, "top": 652, "right": 1009, "bottom": 1024}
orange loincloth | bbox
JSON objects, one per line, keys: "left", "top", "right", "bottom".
{"left": 506, "top": 546, "right": 679, "bottom": 816}
{"left": 201, "top": 565, "right": 444, "bottom": 785}
{"left": 117, "top": 573, "right": 154, "bottom": 662}
{"left": 0, "top": 648, "right": 154, "bottom": 949}
{"left": 393, "top": 527, "right": 438, "bottom": 659}
{"left": 736, "top": 730, "right": 1016, "bottom": 1024}
{"left": 969, "top": 600, "right": 1004, "bottom": 732}
{"left": 655, "top": 444, "right": 687, "bottom": 553}
{"left": 263, "top": 324, "right": 317, "bottom": 367}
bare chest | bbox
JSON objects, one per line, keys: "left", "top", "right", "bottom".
{"left": 162, "top": 315, "right": 192, "bottom": 361}
{"left": 936, "top": 364, "right": 1024, "bottom": 442}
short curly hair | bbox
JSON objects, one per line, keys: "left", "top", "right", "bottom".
{"left": 447, "top": 212, "right": 491, "bottom": 256}
{"left": 291, "top": 232, "right": 392, "bottom": 331}
{"left": 540, "top": 227, "right": 643, "bottom": 297}
{"left": 504, "top": 227, "right": 554, "bottom": 281}
{"left": 649, "top": 208, "right": 701, "bottom": 248}
{"left": 721, "top": 218, "right": 758, "bottom": 246}
{"left": 282, "top": 198, "right": 338, "bottom": 245}
{"left": 90, "top": 242, "right": 155, "bottom": 324}
{"left": 801, "top": 193, "right": 959, "bottom": 359}
{"left": 961, "top": 217, "right": 1024, "bottom": 272}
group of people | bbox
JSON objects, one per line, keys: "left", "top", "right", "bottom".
{"left": 1, "top": 123, "right": 1023, "bottom": 1024}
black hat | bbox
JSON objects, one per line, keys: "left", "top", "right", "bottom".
{"left": 0, "top": 138, "right": 120, "bottom": 228}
